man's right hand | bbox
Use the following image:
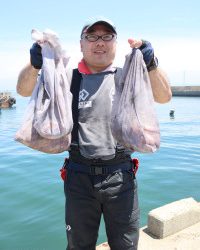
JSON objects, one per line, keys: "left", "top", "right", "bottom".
{"left": 30, "top": 43, "right": 43, "bottom": 69}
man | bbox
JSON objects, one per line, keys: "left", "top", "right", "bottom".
{"left": 17, "top": 18, "right": 171, "bottom": 250}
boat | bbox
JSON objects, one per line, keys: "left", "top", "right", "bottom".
{"left": 0, "top": 92, "right": 16, "bottom": 108}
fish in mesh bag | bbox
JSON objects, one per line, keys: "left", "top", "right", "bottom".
{"left": 15, "top": 29, "right": 72, "bottom": 153}
{"left": 111, "top": 48, "right": 160, "bottom": 153}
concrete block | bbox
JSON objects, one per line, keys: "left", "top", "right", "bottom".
{"left": 147, "top": 197, "right": 200, "bottom": 239}
{"left": 96, "top": 242, "right": 110, "bottom": 250}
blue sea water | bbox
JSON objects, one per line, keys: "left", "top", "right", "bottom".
{"left": 0, "top": 93, "right": 200, "bottom": 250}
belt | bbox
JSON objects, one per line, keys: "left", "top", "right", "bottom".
{"left": 67, "top": 161, "right": 132, "bottom": 175}
{"left": 70, "top": 153, "right": 130, "bottom": 166}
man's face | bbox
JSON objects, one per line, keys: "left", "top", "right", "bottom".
{"left": 80, "top": 24, "right": 117, "bottom": 72}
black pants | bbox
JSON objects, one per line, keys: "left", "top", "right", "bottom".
{"left": 64, "top": 161, "right": 140, "bottom": 250}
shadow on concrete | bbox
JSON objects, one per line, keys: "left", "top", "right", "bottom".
{"left": 142, "top": 227, "right": 159, "bottom": 240}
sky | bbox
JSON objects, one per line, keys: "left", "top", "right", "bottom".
{"left": 1, "top": 0, "right": 200, "bottom": 90}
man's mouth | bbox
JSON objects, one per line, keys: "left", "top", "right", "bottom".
{"left": 94, "top": 50, "right": 105, "bottom": 54}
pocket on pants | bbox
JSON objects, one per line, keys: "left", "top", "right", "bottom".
{"left": 123, "top": 169, "right": 135, "bottom": 182}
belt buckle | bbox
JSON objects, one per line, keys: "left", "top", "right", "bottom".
{"left": 95, "top": 166, "right": 103, "bottom": 175}
{"left": 90, "top": 164, "right": 104, "bottom": 175}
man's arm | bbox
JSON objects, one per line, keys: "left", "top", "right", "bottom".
{"left": 16, "top": 64, "right": 39, "bottom": 97}
{"left": 17, "top": 43, "right": 43, "bottom": 97}
{"left": 149, "top": 67, "right": 172, "bottom": 104}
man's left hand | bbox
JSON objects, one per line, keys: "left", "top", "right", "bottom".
{"left": 128, "top": 38, "right": 143, "bottom": 49}
{"left": 128, "top": 38, "right": 157, "bottom": 71}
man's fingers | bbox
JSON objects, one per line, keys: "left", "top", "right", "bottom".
{"left": 128, "top": 38, "right": 142, "bottom": 48}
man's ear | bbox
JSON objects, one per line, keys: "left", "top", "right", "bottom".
{"left": 80, "top": 40, "right": 83, "bottom": 52}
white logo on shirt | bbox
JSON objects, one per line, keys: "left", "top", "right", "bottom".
{"left": 79, "top": 89, "right": 89, "bottom": 101}
{"left": 78, "top": 101, "right": 92, "bottom": 109}
{"left": 79, "top": 89, "right": 92, "bottom": 109}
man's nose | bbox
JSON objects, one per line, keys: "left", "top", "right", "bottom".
{"left": 95, "top": 39, "right": 105, "bottom": 46}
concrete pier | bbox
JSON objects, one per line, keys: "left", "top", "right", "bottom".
{"left": 148, "top": 197, "right": 200, "bottom": 238}
{"left": 96, "top": 197, "right": 200, "bottom": 250}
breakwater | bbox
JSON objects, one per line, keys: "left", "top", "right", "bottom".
{"left": 171, "top": 86, "right": 200, "bottom": 97}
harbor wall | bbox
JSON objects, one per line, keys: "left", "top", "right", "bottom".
{"left": 171, "top": 86, "right": 200, "bottom": 97}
